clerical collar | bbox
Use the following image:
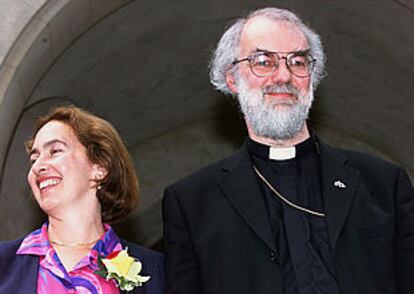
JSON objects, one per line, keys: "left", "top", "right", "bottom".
{"left": 246, "top": 132, "right": 319, "bottom": 161}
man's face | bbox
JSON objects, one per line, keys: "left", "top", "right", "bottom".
{"left": 228, "top": 17, "right": 314, "bottom": 140}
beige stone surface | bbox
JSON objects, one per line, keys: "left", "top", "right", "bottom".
{"left": 0, "top": 0, "right": 413, "bottom": 246}
{"left": 0, "top": 1, "right": 40, "bottom": 65}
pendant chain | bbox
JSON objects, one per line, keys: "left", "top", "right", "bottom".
{"left": 50, "top": 238, "right": 100, "bottom": 247}
{"left": 253, "top": 165, "right": 325, "bottom": 217}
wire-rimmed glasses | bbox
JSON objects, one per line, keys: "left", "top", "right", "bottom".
{"left": 232, "top": 49, "right": 316, "bottom": 78}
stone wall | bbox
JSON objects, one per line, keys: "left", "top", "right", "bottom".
{"left": 0, "top": 0, "right": 413, "bottom": 246}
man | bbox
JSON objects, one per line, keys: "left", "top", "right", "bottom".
{"left": 163, "top": 7, "right": 414, "bottom": 294}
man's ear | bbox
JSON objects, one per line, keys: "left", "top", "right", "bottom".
{"left": 226, "top": 71, "right": 239, "bottom": 94}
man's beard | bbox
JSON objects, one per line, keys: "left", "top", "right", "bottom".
{"left": 236, "top": 77, "right": 314, "bottom": 141}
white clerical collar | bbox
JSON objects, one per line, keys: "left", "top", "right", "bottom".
{"left": 269, "top": 146, "right": 296, "bottom": 160}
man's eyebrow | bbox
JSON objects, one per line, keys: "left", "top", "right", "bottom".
{"left": 252, "top": 48, "right": 310, "bottom": 55}
{"left": 293, "top": 49, "right": 310, "bottom": 56}
{"left": 253, "top": 48, "right": 272, "bottom": 54}
{"left": 29, "top": 139, "right": 67, "bottom": 157}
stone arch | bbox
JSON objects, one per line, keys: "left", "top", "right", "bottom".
{"left": 0, "top": 0, "right": 413, "bottom": 247}
{"left": 0, "top": 0, "right": 130, "bottom": 184}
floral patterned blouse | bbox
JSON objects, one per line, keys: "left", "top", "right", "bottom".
{"left": 17, "top": 222, "right": 122, "bottom": 293}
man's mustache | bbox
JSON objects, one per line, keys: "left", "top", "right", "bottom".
{"left": 262, "top": 84, "right": 300, "bottom": 97}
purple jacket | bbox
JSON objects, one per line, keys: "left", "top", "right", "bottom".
{"left": 0, "top": 237, "right": 164, "bottom": 294}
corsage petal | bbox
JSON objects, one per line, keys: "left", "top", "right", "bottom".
{"left": 95, "top": 248, "right": 151, "bottom": 291}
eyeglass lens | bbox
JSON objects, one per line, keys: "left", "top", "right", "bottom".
{"left": 250, "top": 53, "right": 313, "bottom": 77}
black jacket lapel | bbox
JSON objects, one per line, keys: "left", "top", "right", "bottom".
{"left": 215, "top": 140, "right": 360, "bottom": 254}
{"left": 319, "top": 141, "right": 360, "bottom": 252}
{"left": 217, "top": 145, "right": 276, "bottom": 252}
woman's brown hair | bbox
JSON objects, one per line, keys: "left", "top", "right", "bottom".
{"left": 26, "top": 105, "right": 139, "bottom": 223}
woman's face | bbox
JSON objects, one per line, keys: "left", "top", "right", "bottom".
{"left": 27, "top": 120, "right": 102, "bottom": 216}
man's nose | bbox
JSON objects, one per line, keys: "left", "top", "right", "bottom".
{"left": 270, "top": 58, "right": 292, "bottom": 85}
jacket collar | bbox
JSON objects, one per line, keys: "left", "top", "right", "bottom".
{"left": 318, "top": 140, "right": 360, "bottom": 251}
{"left": 218, "top": 145, "right": 276, "bottom": 252}
{"left": 217, "top": 139, "right": 360, "bottom": 253}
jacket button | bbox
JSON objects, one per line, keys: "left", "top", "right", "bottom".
{"left": 269, "top": 251, "right": 277, "bottom": 262}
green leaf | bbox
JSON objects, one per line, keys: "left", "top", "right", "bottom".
{"left": 94, "top": 269, "right": 107, "bottom": 278}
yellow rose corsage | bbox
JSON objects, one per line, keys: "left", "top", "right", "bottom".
{"left": 95, "top": 248, "right": 151, "bottom": 291}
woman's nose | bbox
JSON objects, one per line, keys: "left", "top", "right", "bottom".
{"left": 31, "top": 158, "right": 49, "bottom": 175}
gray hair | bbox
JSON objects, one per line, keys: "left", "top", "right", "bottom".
{"left": 209, "top": 7, "right": 326, "bottom": 95}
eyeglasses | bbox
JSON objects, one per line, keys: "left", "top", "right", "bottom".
{"left": 232, "top": 49, "right": 316, "bottom": 78}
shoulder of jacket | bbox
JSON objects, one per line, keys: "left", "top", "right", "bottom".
{"left": 166, "top": 148, "right": 246, "bottom": 192}
{"left": 320, "top": 142, "right": 404, "bottom": 189}
{"left": 120, "top": 239, "right": 163, "bottom": 262}
{"left": 0, "top": 237, "right": 24, "bottom": 254}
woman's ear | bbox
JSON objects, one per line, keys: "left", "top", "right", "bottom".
{"left": 93, "top": 165, "right": 107, "bottom": 181}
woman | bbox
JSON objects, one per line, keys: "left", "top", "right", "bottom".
{"left": 0, "top": 106, "right": 164, "bottom": 293}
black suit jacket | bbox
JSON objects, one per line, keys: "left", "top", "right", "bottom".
{"left": 0, "top": 237, "right": 164, "bottom": 294}
{"left": 163, "top": 140, "right": 414, "bottom": 294}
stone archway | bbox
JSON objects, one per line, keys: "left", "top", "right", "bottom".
{"left": 0, "top": 0, "right": 130, "bottom": 183}
{"left": 0, "top": 0, "right": 133, "bottom": 240}
{"left": 1, "top": 0, "right": 413, "bottom": 246}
